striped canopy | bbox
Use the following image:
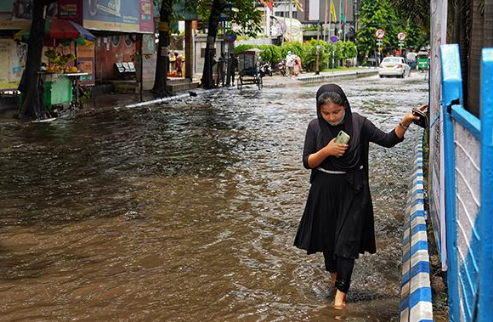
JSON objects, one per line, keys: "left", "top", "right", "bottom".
{"left": 14, "top": 18, "right": 96, "bottom": 46}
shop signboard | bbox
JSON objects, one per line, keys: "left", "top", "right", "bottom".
{"left": 0, "top": 0, "right": 32, "bottom": 30}
{"left": 2, "top": 0, "right": 154, "bottom": 32}
{"left": 0, "top": 39, "right": 27, "bottom": 90}
{"left": 77, "top": 43, "right": 95, "bottom": 86}
{"left": 142, "top": 34, "right": 154, "bottom": 55}
{"left": 57, "top": 0, "right": 83, "bottom": 23}
{"left": 82, "top": 0, "right": 153, "bottom": 33}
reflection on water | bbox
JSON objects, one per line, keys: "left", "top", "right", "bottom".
{"left": 0, "top": 75, "right": 428, "bottom": 321}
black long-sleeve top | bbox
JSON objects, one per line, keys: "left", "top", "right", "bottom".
{"left": 302, "top": 113, "right": 404, "bottom": 170}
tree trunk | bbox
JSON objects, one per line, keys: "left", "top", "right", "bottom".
{"left": 152, "top": 0, "right": 173, "bottom": 97}
{"left": 201, "top": 0, "right": 222, "bottom": 89}
{"left": 18, "top": 0, "right": 58, "bottom": 119}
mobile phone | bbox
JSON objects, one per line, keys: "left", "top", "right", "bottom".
{"left": 412, "top": 108, "right": 428, "bottom": 128}
{"left": 335, "top": 130, "right": 350, "bottom": 144}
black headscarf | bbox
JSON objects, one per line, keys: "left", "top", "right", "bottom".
{"left": 316, "top": 84, "right": 362, "bottom": 171}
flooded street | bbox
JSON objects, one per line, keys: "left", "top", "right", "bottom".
{"left": 0, "top": 73, "right": 428, "bottom": 321}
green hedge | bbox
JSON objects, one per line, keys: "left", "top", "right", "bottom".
{"left": 234, "top": 44, "right": 256, "bottom": 56}
{"left": 233, "top": 41, "right": 357, "bottom": 71}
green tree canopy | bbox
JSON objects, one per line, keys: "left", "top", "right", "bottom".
{"left": 195, "top": 0, "right": 262, "bottom": 38}
{"left": 356, "top": 0, "right": 430, "bottom": 62}
{"left": 402, "top": 18, "right": 429, "bottom": 51}
{"left": 392, "top": 0, "right": 430, "bottom": 31}
{"left": 356, "top": 0, "right": 400, "bottom": 59}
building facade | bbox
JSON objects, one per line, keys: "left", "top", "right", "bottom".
{"left": 0, "top": 0, "right": 156, "bottom": 91}
{"left": 258, "top": 0, "right": 358, "bottom": 42}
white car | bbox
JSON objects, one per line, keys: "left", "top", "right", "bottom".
{"left": 378, "top": 57, "right": 411, "bottom": 78}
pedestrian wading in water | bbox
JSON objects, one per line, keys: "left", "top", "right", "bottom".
{"left": 293, "top": 83, "right": 428, "bottom": 309}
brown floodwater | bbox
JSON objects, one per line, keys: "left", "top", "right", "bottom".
{"left": 0, "top": 74, "right": 428, "bottom": 321}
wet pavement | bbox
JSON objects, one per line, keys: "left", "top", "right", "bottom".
{"left": 0, "top": 73, "right": 428, "bottom": 321}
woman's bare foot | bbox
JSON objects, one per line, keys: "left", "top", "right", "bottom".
{"left": 330, "top": 273, "right": 337, "bottom": 288}
{"left": 334, "top": 290, "right": 347, "bottom": 309}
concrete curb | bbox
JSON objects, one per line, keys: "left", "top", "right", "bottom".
{"left": 120, "top": 90, "right": 208, "bottom": 110}
{"left": 400, "top": 135, "right": 433, "bottom": 322}
{"left": 296, "top": 69, "right": 378, "bottom": 82}
{"left": 117, "top": 70, "right": 378, "bottom": 109}
{"left": 124, "top": 93, "right": 191, "bottom": 109}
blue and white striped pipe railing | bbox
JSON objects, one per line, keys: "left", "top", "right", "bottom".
{"left": 400, "top": 135, "right": 433, "bottom": 322}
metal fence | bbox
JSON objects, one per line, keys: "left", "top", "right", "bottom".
{"left": 440, "top": 44, "right": 493, "bottom": 322}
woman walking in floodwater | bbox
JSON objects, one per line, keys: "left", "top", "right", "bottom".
{"left": 294, "top": 83, "right": 427, "bottom": 308}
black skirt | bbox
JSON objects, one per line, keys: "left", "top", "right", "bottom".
{"left": 293, "top": 169, "right": 376, "bottom": 259}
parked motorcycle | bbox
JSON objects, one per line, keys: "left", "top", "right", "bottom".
{"left": 277, "top": 60, "right": 286, "bottom": 76}
{"left": 259, "top": 63, "right": 273, "bottom": 77}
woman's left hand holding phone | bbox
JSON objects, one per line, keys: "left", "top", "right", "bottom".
{"left": 308, "top": 138, "right": 348, "bottom": 168}
{"left": 325, "top": 138, "right": 348, "bottom": 158}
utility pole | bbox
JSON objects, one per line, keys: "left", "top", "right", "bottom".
{"left": 289, "top": 0, "right": 292, "bottom": 38}
{"left": 353, "top": 0, "right": 358, "bottom": 34}
{"left": 266, "top": 6, "right": 270, "bottom": 37}
{"left": 353, "top": 0, "right": 359, "bottom": 65}
{"left": 334, "top": 0, "right": 342, "bottom": 37}
{"left": 328, "top": 0, "right": 331, "bottom": 39}
{"left": 315, "top": 23, "right": 320, "bottom": 75}
{"left": 324, "top": 0, "right": 328, "bottom": 42}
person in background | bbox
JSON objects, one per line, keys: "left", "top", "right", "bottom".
{"left": 293, "top": 55, "right": 302, "bottom": 77}
{"left": 169, "top": 52, "right": 176, "bottom": 73}
{"left": 220, "top": 53, "right": 227, "bottom": 86}
{"left": 227, "top": 53, "right": 238, "bottom": 86}
{"left": 286, "top": 51, "right": 294, "bottom": 76}
{"left": 216, "top": 53, "right": 227, "bottom": 87}
{"left": 175, "top": 52, "right": 183, "bottom": 77}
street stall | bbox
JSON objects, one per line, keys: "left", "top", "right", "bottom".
{"left": 40, "top": 49, "right": 88, "bottom": 111}
{"left": 14, "top": 18, "right": 96, "bottom": 112}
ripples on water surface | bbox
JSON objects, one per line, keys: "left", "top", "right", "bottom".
{"left": 0, "top": 74, "right": 428, "bottom": 321}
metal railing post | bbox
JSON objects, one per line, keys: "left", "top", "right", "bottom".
{"left": 479, "top": 48, "right": 493, "bottom": 322}
{"left": 440, "top": 44, "right": 463, "bottom": 322}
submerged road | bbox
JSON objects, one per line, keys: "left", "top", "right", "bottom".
{"left": 0, "top": 73, "right": 428, "bottom": 321}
